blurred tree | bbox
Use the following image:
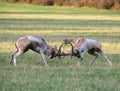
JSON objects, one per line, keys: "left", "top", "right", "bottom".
{"left": 6, "top": 0, "right": 120, "bottom": 10}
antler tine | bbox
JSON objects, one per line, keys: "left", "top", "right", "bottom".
{"left": 69, "top": 43, "right": 74, "bottom": 55}
{"left": 58, "top": 43, "right": 64, "bottom": 53}
{"left": 69, "top": 43, "right": 81, "bottom": 58}
{"left": 57, "top": 43, "right": 64, "bottom": 60}
{"left": 58, "top": 39, "right": 76, "bottom": 60}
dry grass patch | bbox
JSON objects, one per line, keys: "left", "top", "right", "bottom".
{"left": 1, "top": 14, "right": 120, "bottom": 20}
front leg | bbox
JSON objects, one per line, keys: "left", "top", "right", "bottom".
{"left": 77, "top": 58, "right": 82, "bottom": 66}
{"left": 81, "top": 51, "right": 86, "bottom": 60}
{"left": 77, "top": 51, "right": 86, "bottom": 66}
{"left": 39, "top": 48, "right": 48, "bottom": 66}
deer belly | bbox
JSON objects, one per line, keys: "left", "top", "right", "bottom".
{"left": 30, "top": 46, "right": 40, "bottom": 53}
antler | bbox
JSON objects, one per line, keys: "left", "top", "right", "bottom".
{"left": 58, "top": 43, "right": 64, "bottom": 53}
{"left": 58, "top": 38, "right": 74, "bottom": 52}
{"left": 57, "top": 38, "right": 73, "bottom": 59}
{"left": 57, "top": 43, "right": 64, "bottom": 59}
{"left": 57, "top": 41, "right": 73, "bottom": 59}
{"left": 56, "top": 38, "right": 81, "bottom": 59}
{"left": 69, "top": 43, "right": 81, "bottom": 58}
{"left": 69, "top": 43, "right": 74, "bottom": 54}
{"left": 60, "top": 38, "right": 74, "bottom": 55}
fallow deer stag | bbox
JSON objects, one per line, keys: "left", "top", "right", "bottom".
{"left": 68, "top": 38, "right": 112, "bottom": 66}
{"left": 58, "top": 38, "right": 112, "bottom": 66}
{"left": 10, "top": 35, "right": 59, "bottom": 66}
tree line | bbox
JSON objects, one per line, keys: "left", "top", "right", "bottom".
{"left": 6, "top": 0, "right": 120, "bottom": 10}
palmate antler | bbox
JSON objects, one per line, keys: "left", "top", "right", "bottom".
{"left": 57, "top": 38, "right": 81, "bottom": 59}
{"left": 57, "top": 39, "right": 73, "bottom": 59}
{"left": 59, "top": 38, "right": 74, "bottom": 52}
{"left": 57, "top": 43, "right": 64, "bottom": 59}
{"left": 69, "top": 43, "right": 81, "bottom": 58}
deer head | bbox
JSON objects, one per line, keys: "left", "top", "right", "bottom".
{"left": 49, "top": 47, "right": 59, "bottom": 59}
{"left": 49, "top": 43, "right": 68, "bottom": 59}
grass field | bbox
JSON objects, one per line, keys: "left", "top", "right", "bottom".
{"left": 0, "top": 1, "right": 120, "bottom": 91}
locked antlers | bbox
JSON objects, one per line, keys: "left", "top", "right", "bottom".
{"left": 56, "top": 38, "right": 81, "bottom": 58}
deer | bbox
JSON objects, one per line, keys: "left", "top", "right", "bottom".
{"left": 59, "top": 38, "right": 112, "bottom": 66}
{"left": 9, "top": 35, "right": 60, "bottom": 66}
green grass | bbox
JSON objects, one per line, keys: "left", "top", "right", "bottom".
{"left": 0, "top": 1, "right": 120, "bottom": 91}
{"left": 0, "top": 66, "right": 120, "bottom": 91}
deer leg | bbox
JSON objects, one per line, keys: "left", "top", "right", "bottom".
{"left": 10, "top": 50, "right": 18, "bottom": 64}
{"left": 77, "top": 51, "right": 86, "bottom": 66}
{"left": 101, "top": 53, "right": 112, "bottom": 67}
{"left": 81, "top": 51, "right": 87, "bottom": 60}
{"left": 39, "top": 49, "right": 48, "bottom": 66}
{"left": 12, "top": 50, "right": 24, "bottom": 66}
{"left": 89, "top": 53, "right": 99, "bottom": 66}
{"left": 98, "top": 49, "right": 112, "bottom": 67}
{"left": 77, "top": 58, "right": 82, "bottom": 66}
{"left": 87, "top": 49, "right": 99, "bottom": 65}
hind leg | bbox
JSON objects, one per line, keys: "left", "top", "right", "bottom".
{"left": 100, "top": 51, "right": 112, "bottom": 67}
{"left": 88, "top": 50, "right": 99, "bottom": 66}
{"left": 9, "top": 50, "right": 18, "bottom": 64}
{"left": 10, "top": 50, "right": 25, "bottom": 66}
{"left": 89, "top": 53, "right": 99, "bottom": 66}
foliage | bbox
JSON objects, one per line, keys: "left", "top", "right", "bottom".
{"left": 3, "top": 0, "right": 120, "bottom": 10}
